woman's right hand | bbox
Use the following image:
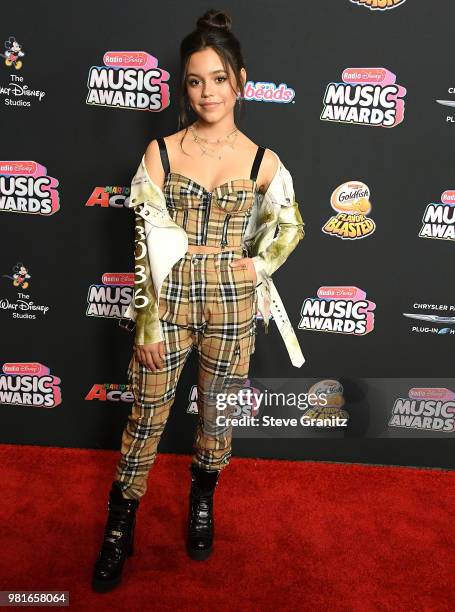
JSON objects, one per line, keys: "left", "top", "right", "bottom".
{"left": 134, "top": 341, "right": 166, "bottom": 372}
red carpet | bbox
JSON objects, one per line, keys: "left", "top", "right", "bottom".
{"left": 0, "top": 443, "right": 454, "bottom": 611}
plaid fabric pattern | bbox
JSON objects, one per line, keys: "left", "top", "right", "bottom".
{"left": 163, "top": 172, "right": 256, "bottom": 248}
{"left": 114, "top": 249, "right": 257, "bottom": 500}
{"left": 159, "top": 250, "right": 257, "bottom": 338}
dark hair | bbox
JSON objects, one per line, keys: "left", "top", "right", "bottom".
{"left": 177, "top": 9, "right": 247, "bottom": 132}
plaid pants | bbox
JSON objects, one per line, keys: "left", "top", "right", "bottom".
{"left": 114, "top": 249, "right": 257, "bottom": 500}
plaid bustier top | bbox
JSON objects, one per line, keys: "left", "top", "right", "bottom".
{"left": 158, "top": 137, "right": 265, "bottom": 249}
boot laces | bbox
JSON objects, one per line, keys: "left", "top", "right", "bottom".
{"left": 99, "top": 504, "right": 134, "bottom": 562}
{"left": 190, "top": 489, "right": 213, "bottom": 534}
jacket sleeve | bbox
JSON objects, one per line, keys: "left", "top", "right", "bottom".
{"left": 132, "top": 208, "right": 164, "bottom": 346}
{"left": 251, "top": 162, "right": 305, "bottom": 279}
{"left": 127, "top": 156, "right": 165, "bottom": 346}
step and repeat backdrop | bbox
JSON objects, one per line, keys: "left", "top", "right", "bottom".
{"left": 1, "top": 1, "right": 454, "bottom": 468}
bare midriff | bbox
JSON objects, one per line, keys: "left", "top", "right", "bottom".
{"left": 186, "top": 244, "right": 238, "bottom": 254}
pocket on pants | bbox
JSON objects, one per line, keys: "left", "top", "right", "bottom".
{"left": 230, "top": 261, "right": 255, "bottom": 294}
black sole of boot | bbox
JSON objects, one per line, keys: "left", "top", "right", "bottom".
{"left": 186, "top": 543, "right": 213, "bottom": 561}
{"left": 92, "top": 574, "right": 122, "bottom": 593}
{"left": 92, "top": 540, "right": 134, "bottom": 592}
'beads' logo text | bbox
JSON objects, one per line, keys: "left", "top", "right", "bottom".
{"left": 242, "top": 81, "right": 295, "bottom": 104}
{"left": 321, "top": 68, "right": 406, "bottom": 127}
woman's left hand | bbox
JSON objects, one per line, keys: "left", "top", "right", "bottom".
{"left": 230, "top": 257, "right": 257, "bottom": 285}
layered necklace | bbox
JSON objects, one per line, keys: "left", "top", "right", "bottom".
{"left": 189, "top": 122, "right": 239, "bottom": 160}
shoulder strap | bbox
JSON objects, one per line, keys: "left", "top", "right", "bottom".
{"left": 157, "top": 137, "right": 170, "bottom": 176}
{"left": 250, "top": 146, "right": 266, "bottom": 181}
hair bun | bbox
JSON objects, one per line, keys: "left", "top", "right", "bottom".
{"left": 196, "top": 9, "right": 232, "bottom": 32}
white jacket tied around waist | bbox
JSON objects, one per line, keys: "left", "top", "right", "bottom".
{"left": 119, "top": 149, "right": 306, "bottom": 368}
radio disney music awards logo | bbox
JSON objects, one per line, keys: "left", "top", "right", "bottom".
{"left": 419, "top": 190, "right": 455, "bottom": 241}
{"left": 241, "top": 80, "right": 295, "bottom": 104}
{"left": 349, "top": 0, "right": 407, "bottom": 10}
{"left": 321, "top": 67, "right": 406, "bottom": 128}
{"left": 0, "top": 362, "right": 62, "bottom": 409}
{"left": 86, "top": 272, "right": 133, "bottom": 320}
{"left": 0, "top": 161, "right": 60, "bottom": 215}
{"left": 403, "top": 302, "right": 455, "bottom": 336}
{"left": 85, "top": 383, "right": 133, "bottom": 404}
{"left": 85, "top": 182, "right": 131, "bottom": 209}
{"left": 298, "top": 286, "right": 376, "bottom": 335}
{"left": 86, "top": 51, "right": 170, "bottom": 112}
{"left": 322, "top": 181, "right": 376, "bottom": 240}
{"left": 389, "top": 388, "right": 455, "bottom": 433}
{"left": 1, "top": 261, "right": 50, "bottom": 321}
{"left": 0, "top": 36, "right": 46, "bottom": 108}
{"left": 186, "top": 379, "right": 261, "bottom": 416}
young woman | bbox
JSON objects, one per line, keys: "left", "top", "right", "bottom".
{"left": 92, "top": 8, "right": 305, "bottom": 592}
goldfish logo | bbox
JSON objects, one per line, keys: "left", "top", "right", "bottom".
{"left": 322, "top": 181, "right": 376, "bottom": 240}
{"left": 349, "top": 0, "right": 407, "bottom": 10}
{"left": 302, "top": 380, "right": 349, "bottom": 424}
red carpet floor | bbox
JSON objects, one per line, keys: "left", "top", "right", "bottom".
{"left": 0, "top": 443, "right": 454, "bottom": 612}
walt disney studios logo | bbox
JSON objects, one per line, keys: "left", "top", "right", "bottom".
{"left": 0, "top": 36, "right": 46, "bottom": 107}
{"left": 1, "top": 261, "right": 50, "bottom": 320}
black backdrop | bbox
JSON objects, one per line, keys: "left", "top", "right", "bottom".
{"left": 1, "top": 0, "right": 454, "bottom": 468}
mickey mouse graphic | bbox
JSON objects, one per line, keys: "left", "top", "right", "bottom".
{"left": 1, "top": 36, "right": 25, "bottom": 70}
{"left": 2, "top": 262, "right": 31, "bottom": 289}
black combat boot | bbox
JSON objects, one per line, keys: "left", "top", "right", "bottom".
{"left": 92, "top": 481, "right": 139, "bottom": 592}
{"left": 187, "top": 464, "right": 221, "bottom": 561}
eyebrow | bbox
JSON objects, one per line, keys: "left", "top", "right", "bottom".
{"left": 186, "top": 69, "right": 227, "bottom": 77}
